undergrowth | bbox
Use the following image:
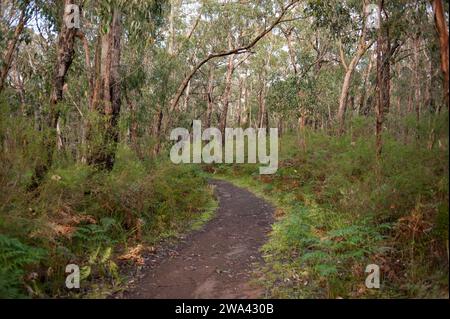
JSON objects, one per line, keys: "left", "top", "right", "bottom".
{"left": 209, "top": 114, "right": 449, "bottom": 298}
{"left": 0, "top": 135, "right": 216, "bottom": 297}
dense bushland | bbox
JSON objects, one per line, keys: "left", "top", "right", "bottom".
{"left": 211, "top": 114, "right": 449, "bottom": 298}
{"left": 0, "top": 107, "right": 216, "bottom": 298}
{"left": 1, "top": 0, "right": 448, "bottom": 300}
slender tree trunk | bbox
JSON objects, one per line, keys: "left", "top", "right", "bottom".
{"left": 248, "top": 81, "right": 253, "bottom": 128}
{"left": 11, "top": 61, "right": 26, "bottom": 114}
{"left": 298, "top": 112, "right": 306, "bottom": 151}
{"left": 264, "top": 109, "right": 269, "bottom": 132}
{"left": 382, "top": 25, "right": 391, "bottom": 116}
{"left": 205, "top": 65, "right": 215, "bottom": 128}
{"left": 56, "top": 118, "right": 63, "bottom": 150}
{"left": 283, "top": 27, "right": 298, "bottom": 75}
{"left": 237, "top": 78, "right": 243, "bottom": 127}
{"left": 219, "top": 35, "right": 234, "bottom": 140}
{"left": 104, "top": 8, "right": 122, "bottom": 169}
{"left": 375, "top": 0, "right": 385, "bottom": 158}
{"left": 337, "top": 45, "right": 367, "bottom": 134}
{"left": 125, "top": 91, "right": 138, "bottom": 153}
{"left": 258, "top": 55, "right": 269, "bottom": 129}
{"left": 337, "top": 2, "right": 369, "bottom": 134}
{"left": 407, "top": 62, "right": 414, "bottom": 114}
{"left": 278, "top": 116, "right": 283, "bottom": 137}
{"left": 168, "top": 0, "right": 176, "bottom": 56}
{"left": 29, "top": 0, "right": 77, "bottom": 190}
{"left": 90, "top": 36, "right": 101, "bottom": 109}
{"left": 0, "top": 10, "right": 26, "bottom": 92}
{"left": 153, "top": 0, "right": 179, "bottom": 156}
{"left": 431, "top": 0, "right": 449, "bottom": 109}
{"left": 257, "top": 83, "right": 266, "bottom": 129}
{"left": 183, "top": 80, "right": 191, "bottom": 111}
{"left": 243, "top": 80, "right": 249, "bottom": 127}
{"left": 358, "top": 52, "right": 374, "bottom": 115}
{"left": 424, "top": 51, "right": 433, "bottom": 111}
{"left": 76, "top": 31, "right": 94, "bottom": 109}
{"left": 413, "top": 36, "right": 421, "bottom": 123}
{"left": 153, "top": 108, "right": 164, "bottom": 156}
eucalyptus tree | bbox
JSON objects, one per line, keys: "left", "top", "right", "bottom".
{"left": 28, "top": 0, "right": 82, "bottom": 189}
{"left": 0, "top": 0, "right": 34, "bottom": 92}
{"left": 77, "top": 0, "right": 166, "bottom": 168}
{"left": 22, "top": 0, "right": 167, "bottom": 187}
{"left": 308, "top": 0, "right": 375, "bottom": 134}
{"left": 169, "top": 0, "right": 300, "bottom": 113}
{"left": 431, "top": 0, "right": 448, "bottom": 108}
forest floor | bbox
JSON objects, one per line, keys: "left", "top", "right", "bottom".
{"left": 123, "top": 179, "right": 274, "bottom": 298}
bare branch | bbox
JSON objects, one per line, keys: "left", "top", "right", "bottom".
{"left": 169, "top": 0, "right": 300, "bottom": 112}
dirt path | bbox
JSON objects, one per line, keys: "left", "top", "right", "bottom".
{"left": 125, "top": 179, "right": 274, "bottom": 299}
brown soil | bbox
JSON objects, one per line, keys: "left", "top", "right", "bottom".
{"left": 124, "top": 179, "right": 274, "bottom": 299}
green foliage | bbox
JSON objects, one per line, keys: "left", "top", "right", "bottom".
{"left": 73, "top": 218, "right": 119, "bottom": 249}
{"left": 305, "top": 0, "right": 364, "bottom": 41}
{"left": 1, "top": 0, "right": 448, "bottom": 300}
{"left": 0, "top": 235, "right": 46, "bottom": 298}
{"left": 267, "top": 76, "right": 299, "bottom": 118}
{"left": 0, "top": 136, "right": 215, "bottom": 297}
{"left": 213, "top": 120, "right": 448, "bottom": 298}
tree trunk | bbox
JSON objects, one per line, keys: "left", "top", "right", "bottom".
{"left": 88, "top": 8, "right": 122, "bottom": 170}
{"left": 29, "top": 0, "right": 77, "bottom": 190}
{"left": 246, "top": 82, "right": 251, "bottom": 127}
{"left": 125, "top": 91, "right": 138, "bottom": 154}
{"left": 183, "top": 80, "right": 191, "bottom": 111}
{"left": 431, "top": 0, "right": 449, "bottom": 109}
{"left": 278, "top": 116, "right": 283, "bottom": 137}
{"left": 257, "top": 57, "right": 269, "bottom": 129}
{"left": 413, "top": 36, "right": 421, "bottom": 123}
{"left": 168, "top": 0, "right": 176, "bottom": 56}
{"left": 153, "top": 108, "right": 164, "bottom": 156}
{"left": 358, "top": 52, "right": 374, "bottom": 115}
{"left": 375, "top": 0, "right": 386, "bottom": 158}
{"left": 56, "top": 118, "right": 63, "bottom": 150}
{"left": 219, "top": 34, "right": 234, "bottom": 140}
{"left": 337, "top": 45, "right": 367, "bottom": 134}
{"left": 382, "top": 24, "right": 391, "bottom": 115}
{"left": 257, "top": 84, "right": 266, "bottom": 129}
{"left": 424, "top": 51, "right": 433, "bottom": 111}
{"left": 237, "top": 78, "right": 243, "bottom": 127}
{"left": 283, "top": 27, "right": 298, "bottom": 75}
{"left": 298, "top": 111, "right": 306, "bottom": 151}
{"left": 0, "top": 10, "right": 27, "bottom": 92}
{"left": 11, "top": 60, "right": 26, "bottom": 114}
{"left": 205, "top": 65, "right": 214, "bottom": 127}
{"left": 337, "top": 2, "right": 369, "bottom": 134}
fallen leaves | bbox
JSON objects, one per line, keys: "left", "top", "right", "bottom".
{"left": 274, "top": 208, "right": 285, "bottom": 219}
{"left": 395, "top": 208, "right": 433, "bottom": 241}
{"left": 47, "top": 208, "right": 97, "bottom": 239}
{"left": 50, "top": 223, "right": 76, "bottom": 237}
{"left": 118, "top": 244, "right": 155, "bottom": 265}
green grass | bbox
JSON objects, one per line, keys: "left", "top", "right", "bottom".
{"left": 190, "top": 184, "right": 218, "bottom": 231}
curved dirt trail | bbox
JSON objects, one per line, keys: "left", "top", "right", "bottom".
{"left": 126, "top": 179, "right": 274, "bottom": 299}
